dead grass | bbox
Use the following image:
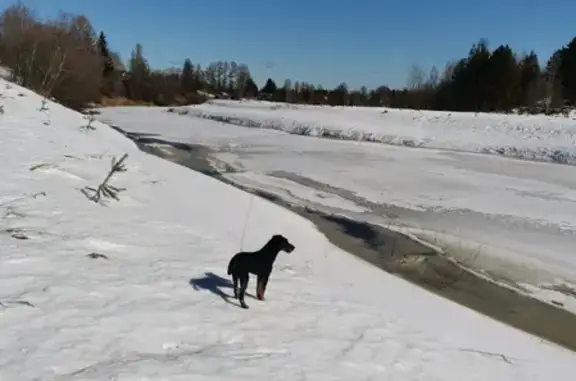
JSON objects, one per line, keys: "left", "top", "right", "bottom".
{"left": 97, "top": 93, "right": 208, "bottom": 108}
{"left": 97, "top": 97, "right": 153, "bottom": 107}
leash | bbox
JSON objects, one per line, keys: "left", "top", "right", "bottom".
{"left": 239, "top": 192, "right": 254, "bottom": 251}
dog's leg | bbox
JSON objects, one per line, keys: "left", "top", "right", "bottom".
{"left": 238, "top": 275, "right": 250, "bottom": 309}
{"left": 232, "top": 275, "right": 239, "bottom": 299}
{"left": 256, "top": 273, "right": 270, "bottom": 301}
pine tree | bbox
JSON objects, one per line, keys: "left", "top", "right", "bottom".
{"left": 194, "top": 64, "right": 204, "bottom": 89}
{"left": 97, "top": 31, "right": 115, "bottom": 77}
{"left": 181, "top": 58, "right": 195, "bottom": 92}
{"left": 466, "top": 39, "right": 492, "bottom": 111}
{"left": 518, "top": 52, "right": 541, "bottom": 106}
{"left": 545, "top": 51, "right": 563, "bottom": 110}
{"left": 487, "top": 44, "right": 520, "bottom": 111}
{"left": 331, "top": 83, "right": 349, "bottom": 105}
{"left": 127, "top": 43, "right": 150, "bottom": 100}
{"left": 358, "top": 86, "right": 368, "bottom": 105}
{"left": 260, "top": 78, "right": 277, "bottom": 94}
{"left": 558, "top": 37, "right": 576, "bottom": 104}
{"left": 244, "top": 77, "right": 259, "bottom": 98}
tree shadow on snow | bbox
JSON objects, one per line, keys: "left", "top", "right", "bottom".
{"left": 189, "top": 272, "right": 257, "bottom": 307}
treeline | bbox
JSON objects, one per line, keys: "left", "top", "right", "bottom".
{"left": 260, "top": 39, "right": 576, "bottom": 114}
{"left": 393, "top": 39, "right": 576, "bottom": 113}
{"left": 0, "top": 3, "right": 261, "bottom": 109}
{"left": 1, "top": 2, "right": 575, "bottom": 114}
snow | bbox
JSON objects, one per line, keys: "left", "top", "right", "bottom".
{"left": 99, "top": 103, "right": 576, "bottom": 313}
{"left": 2, "top": 80, "right": 576, "bottom": 380}
{"left": 220, "top": 171, "right": 370, "bottom": 213}
{"left": 0, "top": 66, "right": 12, "bottom": 80}
{"left": 188, "top": 99, "right": 576, "bottom": 164}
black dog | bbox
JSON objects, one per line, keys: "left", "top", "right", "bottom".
{"left": 227, "top": 234, "right": 295, "bottom": 309}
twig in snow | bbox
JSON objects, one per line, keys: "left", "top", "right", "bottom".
{"left": 38, "top": 97, "right": 49, "bottom": 112}
{"left": 81, "top": 153, "right": 128, "bottom": 204}
{"left": 11, "top": 231, "right": 29, "bottom": 240}
{"left": 0, "top": 192, "right": 47, "bottom": 208}
{"left": 458, "top": 348, "right": 513, "bottom": 364}
{"left": 80, "top": 114, "right": 97, "bottom": 131}
{"left": 1, "top": 192, "right": 47, "bottom": 220}
{"left": 0, "top": 300, "right": 35, "bottom": 308}
{"left": 87, "top": 252, "right": 109, "bottom": 260}
{"left": 29, "top": 163, "right": 52, "bottom": 171}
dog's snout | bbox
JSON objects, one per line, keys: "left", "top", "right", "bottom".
{"left": 286, "top": 243, "right": 295, "bottom": 253}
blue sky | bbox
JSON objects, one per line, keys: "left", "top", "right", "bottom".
{"left": 3, "top": 0, "right": 576, "bottom": 89}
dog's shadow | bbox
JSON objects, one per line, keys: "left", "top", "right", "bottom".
{"left": 189, "top": 272, "right": 257, "bottom": 307}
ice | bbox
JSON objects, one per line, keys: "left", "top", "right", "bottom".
{"left": 100, "top": 103, "right": 576, "bottom": 313}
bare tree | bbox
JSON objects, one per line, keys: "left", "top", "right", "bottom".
{"left": 427, "top": 66, "right": 439, "bottom": 88}
{"left": 235, "top": 64, "right": 251, "bottom": 99}
{"left": 0, "top": 6, "right": 103, "bottom": 109}
{"left": 204, "top": 63, "right": 217, "bottom": 92}
{"left": 0, "top": 3, "right": 38, "bottom": 84}
{"left": 407, "top": 64, "right": 426, "bottom": 89}
{"left": 227, "top": 61, "right": 238, "bottom": 93}
{"left": 283, "top": 78, "right": 293, "bottom": 102}
{"left": 440, "top": 60, "right": 458, "bottom": 83}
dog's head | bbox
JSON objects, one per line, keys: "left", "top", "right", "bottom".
{"left": 272, "top": 234, "right": 295, "bottom": 254}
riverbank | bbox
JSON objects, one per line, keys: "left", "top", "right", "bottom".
{"left": 116, "top": 126, "right": 576, "bottom": 352}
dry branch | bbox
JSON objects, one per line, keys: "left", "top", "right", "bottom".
{"left": 458, "top": 348, "right": 513, "bottom": 364}
{"left": 87, "top": 252, "right": 109, "bottom": 260}
{"left": 0, "top": 191, "right": 46, "bottom": 208}
{"left": 80, "top": 114, "right": 96, "bottom": 131}
{"left": 0, "top": 300, "right": 35, "bottom": 308}
{"left": 38, "top": 97, "right": 48, "bottom": 111}
{"left": 0, "top": 192, "right": 46, "bottom": 221}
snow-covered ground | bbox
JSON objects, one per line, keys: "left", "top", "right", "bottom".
{"left": 99, "top": 102, "right": 576, "bottom": 314}
{"left": 2, "top": 84, "right": 576, "bottom": 379}
{"left": 0, "top": 66, "right": 12, "bottom": 80}
{"left": 188, "top": 99, "right": 576, "bottom": 164}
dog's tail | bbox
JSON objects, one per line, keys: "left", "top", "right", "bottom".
{"left": 227, "top": 256, "right": 236, "bottom": 275}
